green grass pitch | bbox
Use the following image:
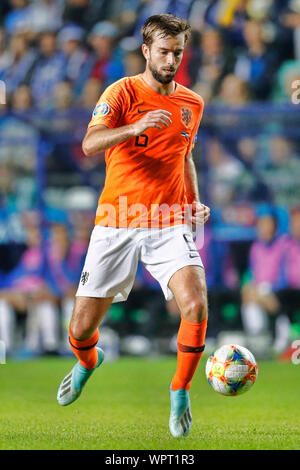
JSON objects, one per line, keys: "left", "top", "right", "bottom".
{"left": 0, "top": 355, "right": 299, "bottom": 450}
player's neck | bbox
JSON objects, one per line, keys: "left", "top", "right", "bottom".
{"left": 141, "top": 70, "right": 175, "bottom": 96}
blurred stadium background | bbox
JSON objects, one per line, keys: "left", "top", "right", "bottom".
{"left": 0, "top": 0, "right": 300, "bottom": 363}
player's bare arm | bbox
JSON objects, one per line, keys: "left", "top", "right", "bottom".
{"left": 82, "top": 109, "right": 172, "bottom": 156}
{"left": 184, "top": 152, "right": 210, "bottom": 226}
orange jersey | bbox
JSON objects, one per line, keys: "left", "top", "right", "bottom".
{"left": 87, "top": 74, "right": 204, "bottom": 228}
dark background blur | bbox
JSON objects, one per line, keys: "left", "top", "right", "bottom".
{"left": 0, "top": 0, "right": 299, "bottom": 361}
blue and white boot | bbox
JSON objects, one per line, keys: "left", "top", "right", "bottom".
{"left": 169, "top": 386, "right": 192, "bottom": 437}
{"left": 57, "top": 347, "right": 104, "bottom": 406}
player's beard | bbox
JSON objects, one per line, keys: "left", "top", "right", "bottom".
{"left": 148, "top": 59, "right": 177, "bottom": 84}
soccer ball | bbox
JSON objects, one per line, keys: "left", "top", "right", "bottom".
{"left": 205, "top": 344, "right": 258, "bottom": 396}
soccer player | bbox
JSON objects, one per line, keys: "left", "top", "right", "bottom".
{"left": 57, "top": 14, "right": 210, "bottom": 438}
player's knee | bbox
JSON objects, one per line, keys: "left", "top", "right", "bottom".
{"left": 182, "top": 295, "right": 207, "bottom": 323}
{"left": 69, "top": 317, "right": 92, "bottom": 341}
{"left": 69, "top": 323, "right": 82, "bottom": 341}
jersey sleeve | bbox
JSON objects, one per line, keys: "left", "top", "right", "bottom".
{"left": 186, "top": 97, "right": 204, "bottom": 155}
{"left": 88, "top": 80, "right": 125, "bottom": 129}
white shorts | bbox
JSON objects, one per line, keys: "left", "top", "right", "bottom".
{"left": 76, "top": 224, "right": 204, "bottom": 303}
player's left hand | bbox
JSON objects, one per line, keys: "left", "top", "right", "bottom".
{"left": 191, "top": 202, "right": 210, "bottom": 229}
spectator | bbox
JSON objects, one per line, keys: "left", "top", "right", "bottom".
{"left": 62, "top": 0, "right": 114, "bottom": 32}
{"left": 79, "top": 77, "right": 102, "bottom": 110}
{"left": 44, "top": 223, "right": 79, "bottom": 298}
{"left": 53, "top": 81, "right": 73, "bottom": 111}
{"left": 1, "top": 31, "right": 36, "bottom": 96}
{"left": 1, "top": 218, "right": 87, "bottom": 356}
{"left": 192, "top": 80, "right": 213, "bottom": 104}
{"left": 275, "top": 206, "right": 300, "bottom": 352}
{"left": 278, "top": 0, "right": 300, "bottom": 61}
{"left": 123, "top": 49, "right": 145, "bottom": 77}
{"left": 114, "top": 2, "right": 139, "bottom": 37}
{"left": 270, "top": 206, "right": 300, "bottom": 353}
{"left": 11, "top": 83, "right": 33, "bottom": 111}
{"left": 190, "top": 28, "right": 235, "bottom": 93}
{"left": 237, "top": 137, "right": 261, "bottom": 170}
{"left": 0, "top": 84, "right": 37, "bottom": 209}
{"left": 201, "top": 0, "right": 250, "bottom": 45}
{"left": 187, "top": 0, "right": 212, "bottom": 32}
{"left": 60, "top": 215, "right": 90, "bottom": 350}
{"left": 283, "top": 208, "right": 300, "bottom": 290}
{"left": 0, "top": 216, "right": 45, "bottom": 353}
{"left": 241, "top": 208, "right": 288, "bottom": 351}
{"left": 88, "top": 21, "right": 124, "bottom": 88}
{"left": 24, "top": 31, "right": 65, "bottom": 108}
{"left": 23, "top": 221, "right": 76, "bottom": 356}
{"left": 43, "top": 221, "right": 88, "bottom": 351}
{"left": 26, "top": 0, "right": 64, "bottom": 36}
{"left": 234, "top": 20, "right": 279, "bottom": 100}
{"left": 207, "top": 138, "right": 245, "bottom": 207}
{"left": 235, "top": 137, "right": 272, "bottom": 203}
{"left": 45, "top": 80, "right": 74, "bottom": 133}
{"left": 9, "top": 85, "right": 38, "bottom": 200}
{"left": 261, "top": 135, "right": 300, "bottom": 207}
{"left": 58, "top": 24, "right": 94, "bottom": 97}
{"left": 215, "top": 73, "right": 250, "bottom": 106}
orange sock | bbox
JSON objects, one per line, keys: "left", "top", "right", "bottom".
{"left": 69, "top": 327, "right": 99, "bottom": 370}
{"left": 171, "top": 315, "right": 208, "bottom": 391}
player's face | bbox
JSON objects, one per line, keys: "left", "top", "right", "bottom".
{"left": 146, "top": 32, "right": 185, "bottom": 84}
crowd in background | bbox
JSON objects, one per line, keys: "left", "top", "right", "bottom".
{"left": 0, "top": 205, "right": 299, "bottom": 358}
{"left": 0, "top": 0, "right": 300, "bottom": 359}
{"left": 0, "top": 0, "right": 300, "bottom": 109}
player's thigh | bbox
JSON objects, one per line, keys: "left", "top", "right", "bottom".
{"left": 168, "top": 265, "right": 208, "bottom": 322}
{"left": 70, "top": 295, "right": 114, "bottom": 339}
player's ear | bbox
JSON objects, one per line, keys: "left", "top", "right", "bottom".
{"left": 142, "top": 43, "right": 150, "bottom": 61}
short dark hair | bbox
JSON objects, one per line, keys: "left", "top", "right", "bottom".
{"left": 141, "top": 14, "right": 191, "bottom": 48}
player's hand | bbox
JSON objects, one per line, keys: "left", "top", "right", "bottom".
{"left": 131, "top": 109, "right": 172, "bottom": 136}
{"left": 191, "top": 202, "right": 210, "bottom": 229}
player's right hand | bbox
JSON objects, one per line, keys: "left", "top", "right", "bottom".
{"left": 131, "top": 109, "right": 172, "bottom": 136}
